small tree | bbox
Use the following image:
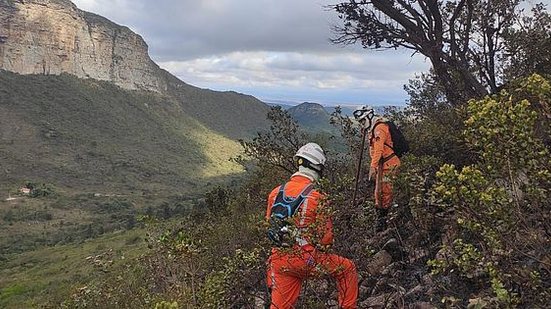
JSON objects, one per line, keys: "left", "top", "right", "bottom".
{"left": 428, "top": 74, "right": 551, "bottom": 307}
{"left": 502, "top": 4, "right": 551, "bottom": 81}
{"left": 236, "top": 106, "right": 308, "bottom": 175}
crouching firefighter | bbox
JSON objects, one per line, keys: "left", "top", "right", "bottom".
{"left": 266, "top": 142, "right": 358, "bottom": 309}
{"left": 353, "top": 106, "right": 405, "bottom": 232}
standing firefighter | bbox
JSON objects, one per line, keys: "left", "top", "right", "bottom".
{"left": 266, "top": 143, "right": 358, "bottom": 309}
{"left": 354, "top": 106, "right": 405, "bottom": 232}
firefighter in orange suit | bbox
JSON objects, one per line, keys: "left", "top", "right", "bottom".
{"left": 354, "top": 106, "right": 401, "bottom": 231}
{"left": 266, "top": 143, "right": 358, "bottom": 309}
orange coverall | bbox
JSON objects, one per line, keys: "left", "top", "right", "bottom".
{"left": 266, "top": 175, "right": 358, "bottom": 309}
{"left": 369, "top": 120, "right": 401, "bottom": 209}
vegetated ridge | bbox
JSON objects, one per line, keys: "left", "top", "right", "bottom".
{"left": 287, "top": 102, "right": 334, "bottom": 133}
{"left": 0, "top": 0, "right": 272, "bottom": 194}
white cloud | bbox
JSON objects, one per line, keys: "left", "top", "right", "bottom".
{"left": 71, "top": 0, "right": 431, "bottom": 105}
{"left": 71, "top": 0, "right": 348, "bottom": 60}
{"left": 159, "top": 51, "right": 429, "bottom": 104}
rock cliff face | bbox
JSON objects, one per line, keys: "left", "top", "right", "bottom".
{"left": 0, "top": 0, "right": 166, "bottom": 92}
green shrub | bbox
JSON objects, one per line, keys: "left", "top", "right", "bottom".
{"left": 24, "top": 181, "right": 56, "bottom": 198}
{"left": 427, "top": 74, "right": 551, "bottom": 307}
{"left": 96, "top": 198, "right": 132, "bottom": 213}
{"left": 153, "top": 301, "right": 178, "bottom": 309}
{"left": 199, "top": 248, "right": 263, "bottom": 308}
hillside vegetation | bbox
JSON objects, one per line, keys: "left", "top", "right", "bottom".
{"left": 2, "top": 0, "right": 551, "bottom": 307}
{"left": 0, "top": 70, "right": 268, "bottom": 195}
{"left": 0, "top": 69, "right": 270, "bottom": 308}
{"left": 163, "top": 71, "right": 270, "bottom": 140}
{"left": 16, "top": 75, "right": 547, "bottom": 308}
{"left": 287, "top": 102, "right": 333, "bottom": 133}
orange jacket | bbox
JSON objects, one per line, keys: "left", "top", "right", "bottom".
{"left": 266, "top": 174, "right": 334, "bottom": 247}
{"left": 369, "top": 120, "right": 400, "bottom": 169}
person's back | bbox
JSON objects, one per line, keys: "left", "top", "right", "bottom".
{"left": 369, "top": 118, "right": 400, "bottom": 230}
{"left": 265, "top": 143, "right": 358, "bottom": 309}
{"left": 266, "top": 175, "right": 333, "bottom": 248}
{"left": 369, "top": 120, "right": 401, "bottom": 170}
{"left": 354, "top": 106, "right": 401, "bottom": 231}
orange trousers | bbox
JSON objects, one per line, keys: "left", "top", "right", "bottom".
{"left": 267, "top": 246, "right": 358, "bottom": 309}
{"left": 375, "top": 166, "right": 397, "bottom": 209}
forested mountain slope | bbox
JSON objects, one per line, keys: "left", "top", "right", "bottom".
{"left": 0, "top": 0, "right": 271, "bottom": 193}
{"left": 0, "top": 71, "right": 268, "bottom": 194}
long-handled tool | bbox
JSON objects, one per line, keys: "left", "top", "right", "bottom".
{"left": 351, "top": 127, "right": 367, "bottom": 208}
{"left": 377, "top": 160, "right": 384, "bottom": 208}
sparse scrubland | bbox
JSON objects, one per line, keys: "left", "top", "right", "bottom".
{"left": 4, "top": 74, "right": 545, "bottom": 308}
{"left": 0, "top": 70, "right": 262, "bottom": 307}
{"left": 2, "top": 0, "right": 551, "bottom": 306}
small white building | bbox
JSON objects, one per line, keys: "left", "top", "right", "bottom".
{"left": 19, "top": 187, "right": 31, "bottom": 195}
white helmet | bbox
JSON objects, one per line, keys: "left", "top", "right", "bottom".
{"left": 294, "top": 143, "right": 326, "bottom": 171}
{"left": 353, "top": 105, "right": 375, "bottom": 122}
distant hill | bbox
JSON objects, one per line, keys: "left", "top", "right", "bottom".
{"left": 270, "top": 101, "right": 403, "bottom": 132}
{"left": 267, "top": 100, "right": 402, "bottom": 117}
{"left": 265, "top": 101, "right": 295, "bottom": 110}
{"left": 324, "top": 105, "right": 401, "bottom": 117}
{"left": 287, "top": 102, "right": 334, "bottom": 133}
{"left": 162, "top": 72, "right": 269, "bottom": 140}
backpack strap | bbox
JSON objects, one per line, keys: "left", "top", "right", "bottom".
{"left": 271, "top": 182, "right": 314, "bottom": 219}
{"left": 382, "top": 153, "right": 396, "bottom": 163}
{"left": 371, "top": 122, "right": 391, "bottom": 148}
{"left": 371, "top": 121, "right": 396, "bottom": 160}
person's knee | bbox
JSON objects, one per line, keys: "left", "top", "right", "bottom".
{"left": 337, "top": 257, "right": 357, "bottom": 276}
{"left": 345, "top": 258, "right": 357, "bottom": 274}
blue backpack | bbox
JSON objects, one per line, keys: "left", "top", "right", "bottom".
{"left": 267, "top": 183, "right": 314, "bottom": 247}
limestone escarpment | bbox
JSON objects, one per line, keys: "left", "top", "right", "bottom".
{"left": 0, "top": 0, "right": 167, "bottom": 92}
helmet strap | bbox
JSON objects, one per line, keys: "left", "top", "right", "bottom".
{"left": 297, "top": 158, "right": 324, "bottom": 177}
{"left": 296, "top": 166, "right": 321, "bottom": 181}
{"left": 367, "top": 117, "right": 374, "bottom": 130}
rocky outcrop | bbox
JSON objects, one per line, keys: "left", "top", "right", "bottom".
{"left": 0, "top": 0, "right": 166, "bottom": 92}
{"left": 365, "top": 250, "right": 392, "bottom": 276}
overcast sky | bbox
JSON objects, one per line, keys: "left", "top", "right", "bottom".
{"left": 70, "top": 1, "right": 432, "bottom": 106}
